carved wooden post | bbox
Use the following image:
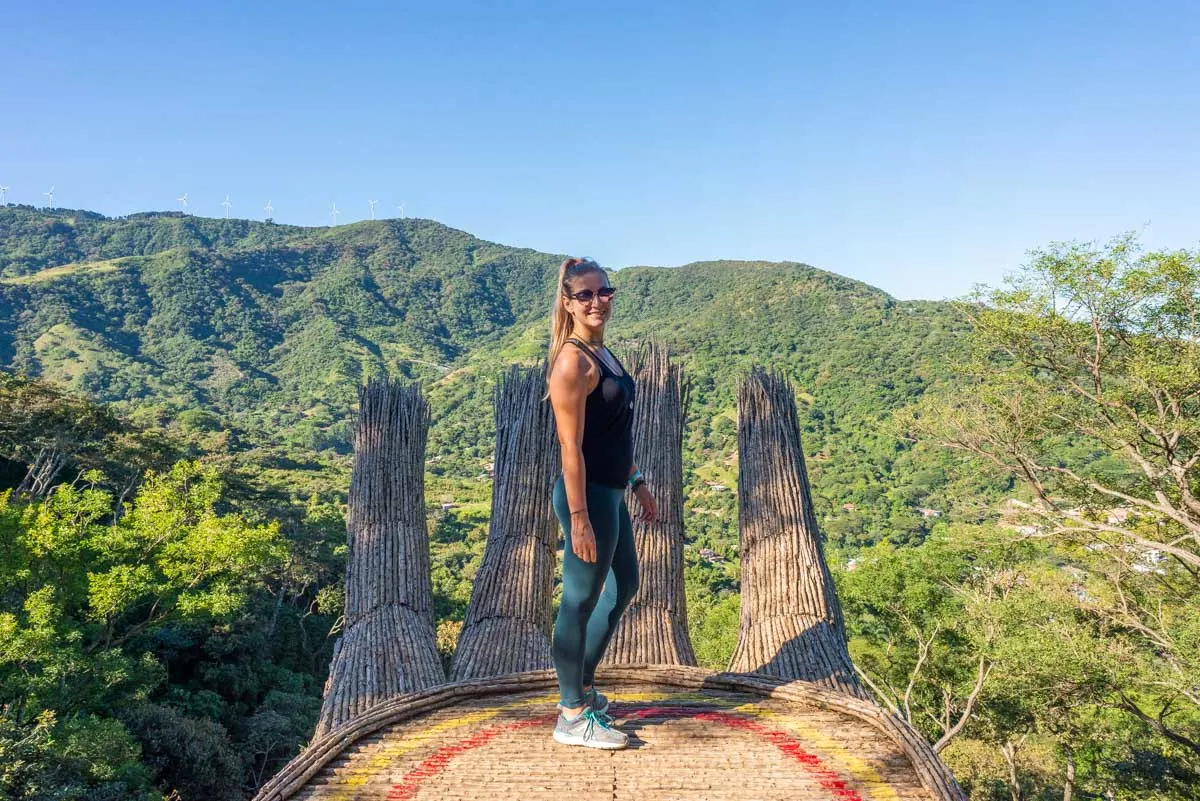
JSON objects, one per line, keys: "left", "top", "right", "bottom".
{"left": 728, "top": 367, "right": 869, "bottom": 699}
{"left": 603, "top": 342, "right": 696, "bottom": 666}
{"left": 450, "top": 365, "right": 561, "bottom": 679}
{"left": 316, "top": 378, "right": 444, "bottom": 736}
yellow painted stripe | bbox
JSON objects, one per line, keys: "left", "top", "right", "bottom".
{"left": 729, "top": 702, "right": 902, "bottom": 801}
{"left": 322, "top": 695, "right": 558, "bottom": 799}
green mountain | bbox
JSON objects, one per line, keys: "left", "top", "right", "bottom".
{"left": 0, "top": 205, "right": 993, "bottom": 550}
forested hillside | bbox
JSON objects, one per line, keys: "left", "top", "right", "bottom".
{"left": 0, "top": 206, "right": 985, "bottom": 550}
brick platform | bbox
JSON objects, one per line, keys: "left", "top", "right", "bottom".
{"left": 256, "top": 667, "right": 960, "bottom": 801}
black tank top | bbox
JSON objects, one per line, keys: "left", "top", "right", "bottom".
{"left": 567, "top": 337, "right": 636, "bottom": 489}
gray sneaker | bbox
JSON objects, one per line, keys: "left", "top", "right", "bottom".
{"left": 553, "top": 706, "right": 628, "bottom": 749}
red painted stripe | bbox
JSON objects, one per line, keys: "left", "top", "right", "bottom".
{"left": 386, "top": 714, "right": 554, "bottom": 800}
{"left": 387, "top": 705, "right": 864, "bottom": 801}
{"left": 626, "top": 707, "right": 864, "bottom": 801}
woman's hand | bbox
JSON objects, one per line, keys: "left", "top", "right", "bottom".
{"left": 571, "top": 513, "right": 598, "bottom": 563}
{"left": 633, "top": 484, "right": 658, "bottom": 523}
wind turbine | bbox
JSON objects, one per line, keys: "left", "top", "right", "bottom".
{"left": 396, "top": 202, "right": 405, "bottom": 218}
{"left": 0, "top": 185, "right": 8, "bottom": 204}
{"left": 44, "top": 186, "right": 55, "bottom": 210}
{"left": 264, "top": 199, "right": 274, "bottom": 219}
{"left": 178, "top": 193, "right": 189, "bottom": 213}
{"left": 329, "top": 202, "right": 340, "bottom": 226}
{"left": 368, "top": 199, "right": 377, "bottom": 220}
{"left": 221, "top": 195, "right": 232, "bottom": 218}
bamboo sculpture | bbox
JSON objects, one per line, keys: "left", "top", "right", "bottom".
{"left": 728, "top": 367, "right": 869, "bottom": 699}
{"left": 255, "top": 364, "right": 970, "bottom": 801}
{"left": 315, "top": 378, "right": 445, "bottom": 736}
{"left": 602, "top": 342, "right": 697, "bottom": 666}
{"left": 450, "top": 365, "right": 561, "bottom": 680}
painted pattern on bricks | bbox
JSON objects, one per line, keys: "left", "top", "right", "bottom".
{"left": 310, "top": 691, "right": 913, "bottom": 801}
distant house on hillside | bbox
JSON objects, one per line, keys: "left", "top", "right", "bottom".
{"left": 1125, "top": 546, "right": 1166, "bottom": 575}
{"left": 691, "top": 507, "right": 725, "bottom": 517}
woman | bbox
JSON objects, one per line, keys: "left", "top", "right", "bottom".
{"left": 546, "top": 256, "right": 657, "bottom": 749}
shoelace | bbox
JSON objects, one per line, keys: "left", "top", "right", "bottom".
{"left": 580, "top": 707, "right": 614, "bottom": 737}
{"left": 587, "top": 688, "right": 614, "bottom": 723}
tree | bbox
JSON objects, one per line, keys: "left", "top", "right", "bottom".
{"left": 0, "top": 462, "right": 295, "bottom": 800}
{"left": 0, "top": 373, "right": 182, "bottom": 506}
{"left": 837, "top": 528, "right": 1027, "bottom": 754}
{"left": 910, "top": 234, "right": 1200, "bottom": 779}
{"left": 0, "top": 373, "right": 121, "bottom": 498}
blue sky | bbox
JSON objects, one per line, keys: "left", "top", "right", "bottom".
{"left": 3, "top": 1, "right": 1197, "bottom": 300}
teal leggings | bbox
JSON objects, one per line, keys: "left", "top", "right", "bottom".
{"left": 551, "top": 474, "right": 640, "bottom": 707}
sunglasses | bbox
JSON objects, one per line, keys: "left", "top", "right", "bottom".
{"left": 567, "top": 287, "right": 617, "bottom": 303}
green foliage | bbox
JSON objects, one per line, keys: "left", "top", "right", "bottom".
{"left": 896, "top": 234, "right": 1200, "bottom": 799}
{"left": 0, "top": 459, "right": 334, "bottom": 800}
{"left": 120, "top": 703, "right": 246, "bottom": 800}
{"left": 839, "top": 523, "right": 1200, "bottom": 800}
{"left": 685, "top": 583, "right": 740, "bottom": 670}
{"left": 0, "top": 208, "right": 983, "bottom": 558}
{"left": 178, "top": 409, "right": 222, "bottom": 433}
{"left": 0, "top": 711, "right": 160, "bottom": 801}
{"left": 912, "top": 234, "right": 1200, "bottom": 514}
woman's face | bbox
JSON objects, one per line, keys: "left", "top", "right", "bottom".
{"left": 563, "top": 270, "right": 613, "bottom": 331}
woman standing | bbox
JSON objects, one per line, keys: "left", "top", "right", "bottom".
{"left": 546, "top": 257, "right": 657, "bottom": 749}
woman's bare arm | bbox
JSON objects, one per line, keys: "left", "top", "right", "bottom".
{"left": 549, "top": 346, "right": 600, "bottom": 557}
